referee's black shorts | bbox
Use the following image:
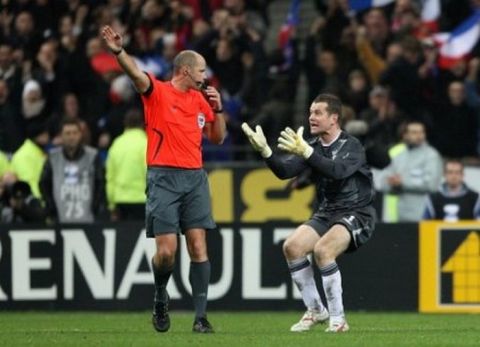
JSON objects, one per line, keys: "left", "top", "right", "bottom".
{"left": 305, "top": 205, "right": 376, "bottom": 252}
{"left": 145, "top": 166, "right": 216, "bottom": 238}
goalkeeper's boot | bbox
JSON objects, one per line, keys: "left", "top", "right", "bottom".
{"left": 193, "top": 316, "right": 214, "bottom": 333}
{"left": 290, "top": 308, "right": 329, "bottom": 332}
{"left": 152, "top": 292, "right": 170, "bottom": 332}
{"left": 325, "top": 319, "right": 349, "bottom": 333}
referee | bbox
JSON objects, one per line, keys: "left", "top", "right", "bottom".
{"left": 102, "top": 26, "right": 226, "bottom": 334}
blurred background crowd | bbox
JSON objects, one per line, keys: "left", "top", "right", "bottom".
{"left": 1, "top": 0, "right": 480, "bottom": 224}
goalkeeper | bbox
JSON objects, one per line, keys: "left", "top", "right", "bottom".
{"left": 242, "top": 93, "right": 376, "bottom": 333}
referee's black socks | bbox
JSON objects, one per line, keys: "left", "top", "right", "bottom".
{"left": 151, "top": 258, "right": 173, "bottom": 303}
{"left": 189, "top": 261, "right": 211, "bottom": 319}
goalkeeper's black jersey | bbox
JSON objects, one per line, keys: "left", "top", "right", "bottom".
{"left": 266, "top": 131, "right": 374, "bottom": 212}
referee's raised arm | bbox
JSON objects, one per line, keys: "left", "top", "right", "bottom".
{"left": 101, "top": 25, "right": 150, "bottom": 94}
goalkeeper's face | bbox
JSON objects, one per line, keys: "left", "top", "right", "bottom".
{"left": 308, "top": 102, "right": 337, "bottom": 136}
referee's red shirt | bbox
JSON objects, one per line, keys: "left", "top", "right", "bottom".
{"left": 141, "top": 76, "right": 215, "bottom": 169}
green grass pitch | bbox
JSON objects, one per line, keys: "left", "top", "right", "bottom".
{"left": 1, "top": 311, "right": 479, "bottom": 346}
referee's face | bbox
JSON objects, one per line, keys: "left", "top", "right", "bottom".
{"left": 190, "top": 56, "right": 207, "bottom": 90}
{"left": 309, "top": 102, "right": 337, "bottom": 136}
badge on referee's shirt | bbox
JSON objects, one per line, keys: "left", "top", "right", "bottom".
{"left": 197, "top": 113, "right": 206, "bottom": 128}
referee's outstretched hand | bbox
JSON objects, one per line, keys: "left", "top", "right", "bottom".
{"left": 241, "top": 123, "right": 272, "bottom": 158}
{"left": 101, "top": 25, "right": 123, "bottom": 54}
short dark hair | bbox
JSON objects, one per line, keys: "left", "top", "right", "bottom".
{"left": 60, "top": 117, "right": 82, "bottom": 132}
{"left": 444, "top": 158, "right": 464, "bottom": 171}
{"left": 173, "top": 50, "right": 200, "bottom": 74}
{"left": 124, "top": 108, "right": 144, "bottom": 128}
{"left": 405, "top": 120, "right": 425, "bottom": 132}
{"left": 312, "top": 93, "right": 343, "bottom": 122}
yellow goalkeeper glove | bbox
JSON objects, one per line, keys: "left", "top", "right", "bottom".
{"left": 277, "top": 126, "right": 313, "bottom": 159}
{"left": 241, "top": 123, "right": 272, "bottom": 158}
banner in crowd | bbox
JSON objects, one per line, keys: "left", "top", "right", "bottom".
{"left": 433, "top": 10, "right": 480, "bottom": 68}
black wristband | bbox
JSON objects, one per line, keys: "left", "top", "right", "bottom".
{"left": 112, "top": 48, "right": 123, "bottom": 56}
{"left": 214, "top": 108, "right": 223, "bottom": 113}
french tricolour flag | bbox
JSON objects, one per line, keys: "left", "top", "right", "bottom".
{"left": 278, "top": 0, "right": 300, "bottom": 70}
{"left": 348, "top": 0, "right": 394, "bottom": 12}
{"left": 278, "top": 0, "right": 300, "bottom": 48}
{"left": 421, "top": 0, "right": 440, "bottom": 32}
{"left": 434, "top": 10, "right": 480, "bottom": 69}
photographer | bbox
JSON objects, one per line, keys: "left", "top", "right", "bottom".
{"left": 1, "top": 181, "right": 46, "bottom": 224}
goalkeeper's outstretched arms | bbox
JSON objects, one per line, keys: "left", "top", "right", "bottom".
{"left": 241, "top": 123, "right": 306, "bottom": 179}
{"left": 277, "top": 126, "right": 365, "bottom": 180}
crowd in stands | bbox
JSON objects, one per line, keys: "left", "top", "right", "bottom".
{"left": 1, "top": 0, "right": 480, "bottom": 223}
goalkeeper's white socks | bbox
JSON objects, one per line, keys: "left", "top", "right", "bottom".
{"left": 320, "top": 262, "right": 348, "bottom": 331}
{"left": 288, "top": 257, "right": 326, "bottom": 312}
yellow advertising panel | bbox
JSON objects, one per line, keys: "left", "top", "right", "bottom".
{"left": 419, "top": 221, "right": 480, "bottom": 313}
{"left": 209, "top": 168, "right": 315, "bottom": 223}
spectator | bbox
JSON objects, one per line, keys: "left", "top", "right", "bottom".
{"left": 319, "top": 0, "right": 351, "bottom": 52}
{"left": 0, "top": 42, "right": 23, "bottom": 106}
{"left": 9, "top": 11, "right": 43, "bottom": 61}
{"left": 379, "top": 36, "right": 423, "bottom": 118}
{"left": 304, "top": 47, "right": 345, "bottom": 107}
{"left": 182, "top": 0, "right": 223, "bottom": 22}
{"left": 51, "top": 92, "right": 92, "bottom": 146}
{"left": 106, "top": 109, "right": 147, "bottom": 221}
{"left": 1, "top": 180, "right": 45, "bottom": 224}
{"left": 423, "top": 159, "right": 480, "bottom": 221}
{"left": 356, "top": 23, "right": 403, "bottom": 86}
{"left": 31, "top": 40, "right": 68, "bottom": 113}
{"left": 379, "top": 120, "right": 442, "bottom": 221}
{"left": 101, "top": 74, "right": 138, "bottom": 142}
{"left": 359, "top": 85, "right": 389, "bottom": 124}
{"left": 210, "top": 37, "right": 244, "bottom": 97}
{"left": 363, "top": 87, "right": 406, "bottom": 155}
{"left": 247, "top": 80, "right": 293, "bottom": 146}
{"left": 0, "top": 79, "right": 24, "bottom": 153}
{"left": 341, "top": 69, "right": 370, "bottom": 115}
{"left": 10, "top": 121, "right": 49, "bottom": 198}
{"left": 223, "top": 0, "right": 267, "bottom": 39}
{"left": 21, "top": 79, "right": 49, "bottom": 123}
{"left": 82, "top": 36, "right": 118, "bottom": 122}
{"left": 363, "top": 8, "right": 392, "bottom": 57}
{"left": 236, "top": 30, "right": 269, "bottom": 117}
{"left": 390, "top": 1, "right": 425, "bottom": 40}
{"left": 431, "top": 81, "right": 479, "bottom": 159}
{"left": 40, "top": 117, "right": 106, "bottom": 223}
